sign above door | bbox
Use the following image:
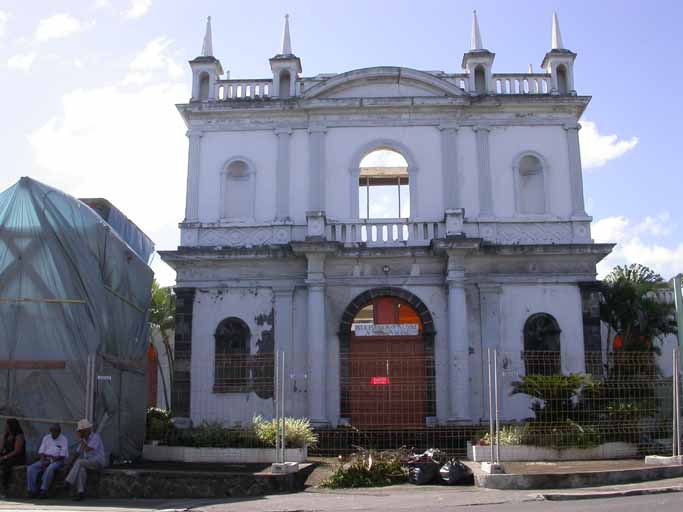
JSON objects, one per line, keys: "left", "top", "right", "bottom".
{"left": 353, "top": 323, "right": 419, "bottom": 336}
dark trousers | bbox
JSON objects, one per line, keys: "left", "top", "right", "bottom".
{"left": 1, "top": 455, "right": 25, "bottom": 490}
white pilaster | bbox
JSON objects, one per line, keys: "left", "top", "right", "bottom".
{"left": 447, "top": 251, "right": 470, "bottom": 422}
{"left": 305, "top": 253, "right": 327, "bottom": 425}
{"left": 184, "top": 129, "right": 203, "bottom": 222}
{"left": 274, "top": 286, "right": 294, "bottom": 413}
{"left": 564, "top": 123, "right": 587, "bottom": 217}
{"left": 308, "top": 126, "right": 327, "bottom": 212}
{"left": 474, "top": 126, "right": 493, "bottom": 217}
{"left": 478, "top": 283, "right": 501, "bottom": 419}
{"left": 275, "top": 128, "right": 292, "bottom": 220}
{"left": 440, "top": 125, "right": 460, "bottom": 210}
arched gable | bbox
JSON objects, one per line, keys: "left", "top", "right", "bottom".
{"left": 304, "top": 67, "right": 466, "bottom": 99}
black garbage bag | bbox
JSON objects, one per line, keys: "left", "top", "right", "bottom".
{"left": 439, "top": 459, "right": 474, "bottom": 485}
{"left": 407, "top": 448, "right": 442, "bottom": 485}
{"left": 408, "top": 462, "right": 440, "bottom": 485}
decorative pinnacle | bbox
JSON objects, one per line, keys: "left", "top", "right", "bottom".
{"left": 471, "top": 10, "right": 483, "bottom": 50}
{"left": 552, "top": 12, "right": 564, "bottom": 50}
{"left": 281, "top": 14, "right": 292, "bottom": 55}
{"left": 201, "top": 16, "right": 213, "bottom": 57}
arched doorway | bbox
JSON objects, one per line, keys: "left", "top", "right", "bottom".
{"left": 339, "top": 288, "right": 436, "bottom": 428}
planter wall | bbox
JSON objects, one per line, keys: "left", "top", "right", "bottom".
{"left": 467, "top": 441, "right": 637, "bottom": 462}
{"left": 142, "top": 444, "right": 308, "bottom": 464}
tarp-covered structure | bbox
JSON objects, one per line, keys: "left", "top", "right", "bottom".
{"left": 0, "top": 177, "right": 154, "bottom": 461}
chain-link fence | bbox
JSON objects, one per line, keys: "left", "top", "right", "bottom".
{"left": 149, "top": 348, "right": 679, "bottom": 460}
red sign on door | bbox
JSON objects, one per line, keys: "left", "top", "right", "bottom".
{"left": 370, "top": 376, "right": 390, "bottom": 385}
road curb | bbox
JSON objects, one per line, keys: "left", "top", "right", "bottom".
{"left": 541, "top": 485, "right": 683, "bottom": 501}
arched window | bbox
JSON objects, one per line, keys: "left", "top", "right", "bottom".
{"left": 358, "top": 149, "right": 409, "bottom": 219}
{"left": 523, "top": 313, "right": 561, "bottom": 376}
{"left": 474, "top": 65, "right": 486, "bottom": 94}
{"left": 221, "top": 158, "right": 255, "bottom": 221}
{"left": 214, "top": 317, "right": 250, "bottom": 392}
{"left": 279, "top": 70, "right": 291, "bottom": 98}
{"left": 198, "top": 72, "right": 210, "bottom": 100}
{"left": 557, "top": 65, "right": 568, "bottom": 95}
{"left": 516, "top": 154, "right": 546, "bottom": 214}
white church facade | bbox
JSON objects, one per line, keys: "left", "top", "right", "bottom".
{"left": 160, "top": 13, "right": 612, "bottom": 428}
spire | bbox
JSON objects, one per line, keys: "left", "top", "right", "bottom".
{"left": 281, "top": 14, "right": 292, "bottom": 55}
{"left": 201, "top": 16, "right": 213, "bottom": 57}
{"left": 551, "top": 12, "right": 564, "bottom": 50}
{"left": 471, "top": 10, "right": 483, "bottom": 50}
{"left": 528, "top": 63, "right": 533, "bottom": 73}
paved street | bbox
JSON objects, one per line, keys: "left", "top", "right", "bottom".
{"left": 0, "top": 478, "right": 682, "bottom": 512}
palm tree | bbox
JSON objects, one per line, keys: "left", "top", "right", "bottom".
{"left": 600, "top": 263, "right": 676, "bottom": 353}
{"left": 149, "top": 280, "right": 175, "bottom": 411}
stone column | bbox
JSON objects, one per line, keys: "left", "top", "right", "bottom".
{"left": 172, "top": 287, "right": 196, "bottom": 417}
{"left": 274, "top": 128, "right": 292, "bottom": 220}
{"left": 446, "top": 251, "right": 470, "bottom": 421}
{"left": 474, "top": 126, "right": 493, "bottom": 217}
{"left": 184, "top": 130, "right": 203, "bottom": 222}
{"left": 305, "top": 253, "right": 328, "bottom": 425}
{"left": 308, "top": 126, "right": 327, "bottom": 212}
{"left": 440, "top": 125, "right": 460, "bottom": 210}
{"left": 478, "top": 283, "right": 501, "bottom": 419}
{"left": 565, "top": 123, "right": 587, "bottom": 217}
{"left": 275, "top": 128, "right": 292, "bottom": 220}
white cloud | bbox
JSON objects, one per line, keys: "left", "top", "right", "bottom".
{"left": 0, "top": 11, "right": 8, "bottom": 37}
{"left": 35, "top": 13, "right": 85, "bottom": 42}
{"left": 124, "top": 37, "right": 182, "bottom": 84}
{"left": 580, "top": 120, "right": 639, "bottom": 169}
{"left": 123, "top": 0, "right": 152, "bottom": 19}
{"left": 94, "top": 0, "right": 112, "bottom": 8}
{"left": 593, "top": 214, "right": 682, "bottom": 279}
{"left": 27, "top": 38, "right": 187, "bottom": 286}
{"left": 7, "top": 52, "right": 36, "bottom": 72}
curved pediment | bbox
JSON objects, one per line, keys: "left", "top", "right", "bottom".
{"left": 303, "top": 67, "right": 466, "bottom": 99}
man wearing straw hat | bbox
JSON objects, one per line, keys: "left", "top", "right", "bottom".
{"left": 63, "top": 419, "right": 105, "bottom": 501}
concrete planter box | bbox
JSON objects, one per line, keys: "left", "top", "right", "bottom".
{"left": 467, "top": 441, "right": 637, "bottom": 462}
{"left": 142, "top": 444, "right": 308, "bottom": 464}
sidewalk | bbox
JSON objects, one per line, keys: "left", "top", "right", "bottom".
{"left": 0, "top": 476, "right": 681, "bottom": 512}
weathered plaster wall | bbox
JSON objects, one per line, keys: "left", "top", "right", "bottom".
{"left": 497, "top": 283, "right": 585, "bottom": 420}
{"left": 193, "top": 122, "right": 573, "bottom": 225}
{"left": 487, "top": 125, "right": 571, "bottom": 218}
{"left": 191, "top": 287, "right": 277, "bottom": 426}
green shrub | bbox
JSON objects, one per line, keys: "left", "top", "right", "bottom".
{"left": 167, "top": 421, "right": 265, "bottom": 448}
{"left": 321, "top": 447, "right": 408, "bottom": 488}
{"left": 146, "top": 407, "right": 172, "bottom": 441}
{"left": 480, "top": 424, "right": 527, "bottom": 446}
{"left": 252, "top": 415, "right": 318, "bottom": 448}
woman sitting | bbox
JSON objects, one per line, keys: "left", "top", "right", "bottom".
{"left": 0, "top": 419, "right": 26, "bottom": 498}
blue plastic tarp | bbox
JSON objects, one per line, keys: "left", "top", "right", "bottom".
{"left": 0, "top": 177, "right": 154, "bottom": 460}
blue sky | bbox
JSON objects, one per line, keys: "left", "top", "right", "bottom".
{"left": 1, "top": 0, "right": 681, "bottom": 285}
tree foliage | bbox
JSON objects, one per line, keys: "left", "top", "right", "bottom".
{"left": 149, "top": 279, "right": 175, "bottom": 410}
{"left": 600, "top": 263, "right": 676, "bottom": 352}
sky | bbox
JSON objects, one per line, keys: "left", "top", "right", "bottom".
{"left": 1, "top": 0, "right": 681, "bottom": 286}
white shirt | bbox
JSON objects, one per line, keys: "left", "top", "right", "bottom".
{"left": 38, "top": 434, "right": 68, "bottom": 459}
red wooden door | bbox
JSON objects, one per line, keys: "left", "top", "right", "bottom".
{"left": 348, "top": 334, "right": 426, "bottom": 427}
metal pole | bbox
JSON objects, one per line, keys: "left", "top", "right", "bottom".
{"left": 675, "top": 347, "right": 681, "bottom": 458}
{"left": 674, "top": 275, "right": 683, "bottom": 388}
{"left": 487, "top": 348, "right": 494, "bottom": 464}
{"left": 494, "top": 348, "right": 500, "bottom": 464}
{"left": 274, "top": 351, "right": 280, "bottom": 463}
{"left": 281, "top": 352, "right": 286, "bottom": 464}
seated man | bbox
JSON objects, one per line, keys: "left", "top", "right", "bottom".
{"left": 64, "top": 419, "right": 105, "bottom": 501}
{"left": 26, "top": 424, "right": 68, "bottom": 498}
